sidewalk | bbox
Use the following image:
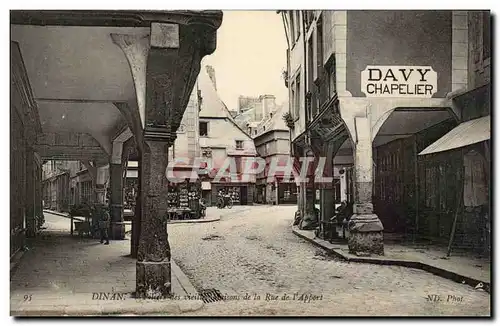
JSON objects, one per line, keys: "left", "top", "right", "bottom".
{"left": 43, "top": 209, "right": 82, "bottom": 220}
{"left": 45, "top": 208, "right": 221, "bottom": 224}
{"left": 11, "top": 213, "right": 203, "bottom": 316}
{"left": 293, "top": 227, "right": 491, "bottom": 290}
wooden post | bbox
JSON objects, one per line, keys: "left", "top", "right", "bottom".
{"left": 447, "top": 150, "right": 464, "bottom": 257}
{"left": 70, "top": 214, "right": 74, "bottom": 236}
{"left": 414, "top": 137, "right": 419, "bottom": 242}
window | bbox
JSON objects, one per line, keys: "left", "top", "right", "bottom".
{"left": 290, "top": 11, "right": 301, "bottom": 44}
{"left": 294, "top": 11, "right": 301, "bottom": 41}
{"left": 325, "top": 56, "right": 336, "bottom": 98}
{"left": 290, "top": 11, "right": 296, "bottom": 43}
{"left": 199, "top": 121, "right": 208, "bottom": 137}
{"left": 235, "top": 140, "right": 243, "bottom": 150}
{"left": 316, "top": 16, "right": 323, "bottom": 76}
{"left": 483, "top": 11, "right": 491, "bottom": 60}
{"left": 294, "top": 74, "right": 301, "bottom": 119}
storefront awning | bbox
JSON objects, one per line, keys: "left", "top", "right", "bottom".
{"left": 419, "top": 115, "right": 490, "bottom": 156}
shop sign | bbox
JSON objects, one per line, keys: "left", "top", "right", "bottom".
{"left": 201, "top": 181, "right": 211, "bottom": 190}
{"left": 361, "top": 66, "right": 437, "bottom": 98}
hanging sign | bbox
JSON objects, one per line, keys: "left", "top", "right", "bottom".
{"left": 361, "top": 66, "right": 437, "bottom": 98}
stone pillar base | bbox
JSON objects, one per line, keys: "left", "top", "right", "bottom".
{"left": 110, "top": 222, "right": 126, "bottom": 240}
{"left": 300, "top": 209, "right": 318, "bottom": 230}
{"left": 136, "top": 260, "right": 172, "bottom": 299}
{"left": 348, "top": 214, "right": 384, "bottom": 256}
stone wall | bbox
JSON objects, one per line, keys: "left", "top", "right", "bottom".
{"left": 467, "top": 11, "right": 491, "bottom": 89}
{"left": 346, "top": 10, "right": 453, "bottom": 98}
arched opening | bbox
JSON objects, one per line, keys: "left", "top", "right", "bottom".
{"left": 332, "top": 136, "right": 355, "bottom": 206}
{"left": 372, "top": 107, "right": 458, "bottom": 239}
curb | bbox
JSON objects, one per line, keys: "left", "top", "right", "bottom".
{"left": 218, "top": 207, "right": 254, "bottom": 218}
{"left": 171, "top": 260, "right": 199, "bottom": 297}
{"left": 43, "top": 210, "right": 84, "bottom": 222}
{"left": 43, "top": 209, "right": 69, "bottom": 217}
{"left": 11, "top": 300, "right": 188, "bottom": 316}
{"left": 168, "top": 216, "right": 220, "bottom": 224}
{"left": 292, "top": 227, "right": 491, "bottom": 292}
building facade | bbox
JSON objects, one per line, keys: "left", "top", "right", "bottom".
{"left": 253, "top": 104, "right": 299, "bottom": 205}
{"left": 234, "top": 94, "right": 282, "bottom": 135}
{"left": 196, "top": 66, "right": 258, "bottom": 206}
{"left": 11, "top": 42, "right": 43, "bottom": 256}
{"left": 42, "top": 160, "right": 112, "bottom": 212}
{"left": 281, "top": 10, "right": 490, "bottom": 255}
{"left": 42, "top": 160, "right": 77, "bottom": 211}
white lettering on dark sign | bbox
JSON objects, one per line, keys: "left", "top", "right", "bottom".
{"left": 361, "top": 66, "right": 437, "bottom": 98}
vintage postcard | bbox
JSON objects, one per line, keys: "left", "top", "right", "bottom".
{"left": 9, "top": 9, "right": 491, "bottom": 317}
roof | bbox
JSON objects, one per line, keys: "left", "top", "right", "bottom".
{"left": 198, "top": 66, "right": 252, "bottom": 138}
{"left": 248, "top": 121, "right": 261, "bottom": 128}
{"left": 419, "top": 115, "right": 490, "bottom": 155}
{"left": 198, "top": 68, "right": 230, "bottom": 118}
{"left": 253, "top": 102, "right": 289, "bottom": 138}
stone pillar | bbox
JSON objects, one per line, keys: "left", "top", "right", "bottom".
{"left": 135, "top": 138, "right": 172, "bottom": 299}
{"left": 319, "top": 143, "right": 336, "bottom": 238}
{"left": 109, "top": 163, "right": 125, "bottom": 240}
{"left": 300, "top": 150, "right": 318, "bottom": 230}
{"left": 292, "top": 155, "right": 304, "bottom": 216}
{"left": 348, "top": 117, "right": 384, "bottom": 255}
{"left": 25, "top": 148, "right": 36, "bottom": 238}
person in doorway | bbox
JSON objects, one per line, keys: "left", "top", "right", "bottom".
{"left": 96, "top": 204, "right": 110, "bottom": 245}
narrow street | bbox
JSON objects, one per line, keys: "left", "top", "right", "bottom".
{"left": 168, "top": 206, "right": 490, "bottom": 316}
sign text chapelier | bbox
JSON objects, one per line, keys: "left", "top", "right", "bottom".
{"left": 361, "top": 66, "right": 437, "bottom": 98}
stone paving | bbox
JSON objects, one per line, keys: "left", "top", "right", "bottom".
{"left": 10, "top": 212, "right": 203, "bottom": 316}
{"left": 167, "top": 205, "right": 491, "bottom": 316}
{"left": 293, "top": 228, "right": 491, "bottom": 286}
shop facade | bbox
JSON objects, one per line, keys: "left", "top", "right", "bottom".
{"left": 210, "top": 181, "right": 254, "bottom": 206}
{"left": 281, "top": 10, "right": 487, "bottom": 255}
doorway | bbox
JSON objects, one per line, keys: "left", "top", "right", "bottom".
{"left": 240, "top": 186, "right": 248, "bottom": 205}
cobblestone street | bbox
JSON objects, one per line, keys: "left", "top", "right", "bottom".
{"left": 168, "top": 205, "right": 491, "bottom": 316}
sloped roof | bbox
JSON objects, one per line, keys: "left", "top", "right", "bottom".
{"left": 197, "top": 66, "right": 252, "bottom": 138}
{"left": 233, "top": 107, "right": 257, "bottom": 128}
{"left": 198, "top": 67, "right": 228, "bottom": 118}
{"left": 253, "top": 102, "right": 289, "bottom": 138}
{"left": 419, "top": 115, "right": 490, "bottom": 156}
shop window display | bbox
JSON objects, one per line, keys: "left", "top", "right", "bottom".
{"left": 167, "top": 179, "right": 204, "bottom": 220}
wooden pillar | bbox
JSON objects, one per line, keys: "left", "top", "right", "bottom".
{"left": 131, "top": 157, "right": 141, "bottom": 258}
{"left": 25, "top": 148, "right": 36, "bottom": 238}
{"left": 110, "top": 163, "right": 125, "bottom": 240}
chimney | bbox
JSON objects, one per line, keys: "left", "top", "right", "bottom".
{"left": 261, "top": 95, "right": 276, "bottom": 119}
{"left": 206, "top": 65, "right": 217, "bottom": 90}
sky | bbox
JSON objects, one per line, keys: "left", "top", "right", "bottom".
{"left": 201, "top": 10, "right": 288, "bottom": 111}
